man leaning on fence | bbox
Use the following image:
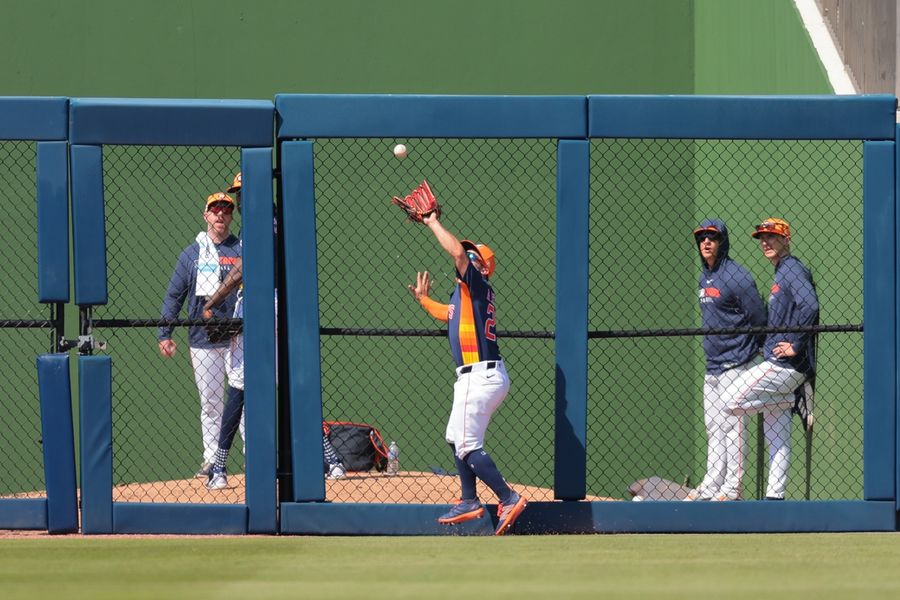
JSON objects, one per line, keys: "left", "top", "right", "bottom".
{"left": 684, "top": 219, "right": 765, "bottom": 502}
{"left": 158, "top": 191, "right": 242, "bottom": 479}
{"left": 724, "top": 218, "right": 819, "bottom": 500}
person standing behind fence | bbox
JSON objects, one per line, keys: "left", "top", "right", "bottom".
{"left": 724, "top": 218, "right": 819, "bottom": 500}
{"left": 158, "top": 192, "right": 241, "bottom": 479}
{"left": 407, "top": 210, "right": 527, "bottom": 535}
{"left": 684, "top": 219, "right": 766, "bottom": 502}
{"left": 201, "top": 173, "right": 346, "bottom": 490}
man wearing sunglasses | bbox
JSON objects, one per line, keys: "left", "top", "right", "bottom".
{"left": 158, "top": 191, "right": 242, "bottom": 480}
{"left": 200, "top": 173, "right": 347, "bottom": 489}
{"left": 723, "top": 218, "right": 819, "bottom": 500}
{"left": 684, "top": 219, "right": 766, "bottom": 502}
{"left": 407, "top": 210, "right": 527, "bottom": 535}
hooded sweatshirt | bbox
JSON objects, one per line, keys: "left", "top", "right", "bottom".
{"left": 695, "top": 219, "right": 766, "bottom": 374}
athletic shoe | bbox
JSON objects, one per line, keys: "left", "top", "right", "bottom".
{"left": 764, "top": 496, "right": 785, "bottom": 501}
{"left": 327, "top": 464, "right": 346, "bottom": 480}
{"left": 494, "top": 492, "right": 527, "bottom": 536}
{"left": 711, "top": 493, "right": 741, "bottom": 501}
{"left": 682, "top": 488, "right": 712, "bottom": 501}
{"left": 437, "top": 498, "right": 485, "bottom": 524}
{"left": 206, "top": 468, "right": 227, "bottom": 490}
{"left": 195, "top": 462, "right": 213, "bottom": 478}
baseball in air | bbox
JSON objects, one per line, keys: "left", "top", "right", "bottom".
{"left": 393, "top": 143, "right": 408, "bottom": 159}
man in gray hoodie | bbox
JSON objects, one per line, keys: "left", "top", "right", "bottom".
{"left": 685, "top": 219, "right": 766, "bottom": 501}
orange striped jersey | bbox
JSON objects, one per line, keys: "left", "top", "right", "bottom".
{"left": 447, "top": 262, "right": 500, "bottom": 367}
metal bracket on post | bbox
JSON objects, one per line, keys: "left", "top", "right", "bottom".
{"left": 58, "top": 307, "right": 106, "bottom": 354}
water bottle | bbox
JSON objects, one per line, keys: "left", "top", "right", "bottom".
{"left": 387, "top": 441, "right": 400, "bottom": 475}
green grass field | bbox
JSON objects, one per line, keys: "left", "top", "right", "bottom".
{"left": 3, "top": 533, "right": 900, "bottom": 599}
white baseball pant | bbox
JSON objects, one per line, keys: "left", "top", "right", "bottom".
{"left": 446, "top": 360, "right": 510, "bottom": 459}
{"left": 696, "top": 361, "right": 756, "bottom": 500}
{"left": 725, "top": 360, "right": 806, "bottom": 499}
{"left": 189, "top": 346, "right": 228, "bottom": 464}
{"left": 226, "top": 332, "right": 246, "bottom": 447}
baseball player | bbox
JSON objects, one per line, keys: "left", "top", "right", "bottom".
{"left": 202, "top": 173, "right": 345, "bottom": 489}
{"left": 158, "top": 192, "right": 241, "bottom": 479}
{"left": 724, "top": 218, "right": 819, "bottom": 500}
{"left": 408, "top": 211, "right": 527, "bottom": 536}
{"left": 684, "top": 219, "right": 766, "bottom": 502}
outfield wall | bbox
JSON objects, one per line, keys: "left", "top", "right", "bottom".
{"left": 0, "top": 1, "right": 837, "bottom": 503}
{"left": 0, "top": 94, "right": 895, "bottom": 535}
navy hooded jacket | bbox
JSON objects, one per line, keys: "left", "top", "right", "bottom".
{"left": 695, "top": 219, "right": 766, "bottom": 374}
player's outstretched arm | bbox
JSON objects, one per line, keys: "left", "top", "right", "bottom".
{"left": 202, "top": 257, "right": 243, "bottom": 315}
{"left": 424, "top": 214, "right": 469, "bottom": 276}
{"left": 408, "top": 270, "right": 449, "bottom": 322}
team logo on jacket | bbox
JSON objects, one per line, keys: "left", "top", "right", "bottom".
{"left": 698, "top": 287, "right": 720, "bottom": 304}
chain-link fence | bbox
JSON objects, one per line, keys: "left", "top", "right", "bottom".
{"left": 0, "top": 140, "right": 55, "bottom": 500}
{"left": 95, "top": 144, "right": 245, "bottom": 504}
{"left": 588, "top": 138, "right": 862, "bottom": 501}
{"left": 313, "top": 137, "right": 557, "bottom": 504}
{"left": 91, "top": 135, "right": 868, "bottom": 508}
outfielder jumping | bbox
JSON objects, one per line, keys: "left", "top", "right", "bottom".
{"left": 403, "top": 184, "right": 527, "bottom": 535}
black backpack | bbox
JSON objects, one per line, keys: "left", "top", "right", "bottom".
{"left": 323, "top": 421, "right": 389, "bottom": 472}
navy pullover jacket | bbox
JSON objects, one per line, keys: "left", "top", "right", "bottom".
{"left": 764, "top": 254, "right": 819, "bottom": 377}
{"left": 696, "top": 219, "right": 766, "bottom": 375}
{"left": 158, "top": 234, "right": 241, "bottom": 349}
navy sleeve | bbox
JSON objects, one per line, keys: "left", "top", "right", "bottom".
{"left": 735, "top": 268, "right": 766, "bottom": 327}
{"left": 785, "top": 262, "right": 820, "bottom": 351}
{"left": 158, "top": 247, "right": 193, "bottom": 341}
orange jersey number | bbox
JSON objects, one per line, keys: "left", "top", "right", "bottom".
{"left": 484, "top": 303, "right": 497, "bottom": 341}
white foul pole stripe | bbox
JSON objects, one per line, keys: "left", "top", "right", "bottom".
{"left": 794, "top": 0, "right": 857, "bottom": 95}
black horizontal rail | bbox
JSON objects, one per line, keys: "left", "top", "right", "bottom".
{"left": 0, "top": 319, "right": 55, "bottom": 328}
{"left": 320, "top": 327, "right": 554, "bottom": 339}
{"left": 83, "top": 319, "right": 863, "bottom": 339}
{"left": 320, "top": 323, "right": 861, "bottom": 340}
{"left": 92, "top": 318, "right": 242, "bottom": 328}
{"left": 587, "top": 323, "right": 862, "bottom": 339}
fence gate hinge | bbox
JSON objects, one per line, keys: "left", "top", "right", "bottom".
{"left": 58, "top": 335, "right": 107, "bottom": 354}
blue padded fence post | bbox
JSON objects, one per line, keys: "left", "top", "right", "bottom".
{"left": 554, "top": 139, "right": 590, "bottom": 500}
{"left": 79, "top": 356, "right": 113, "bottom": 534}
{"left": 36, "top": 141, "right": 70, "bottom": 303}
{"left": 37, "top": 354, "right": 78, "bottom": 533}
{"left": 862, "top": 140, "right": 896, "bottom": 502}
{"left": 70, "top": 144, "right": 108, "bottom": 306}
{"left": 242, "top": 147, "right": 277, "bottom": 533}
{"left": 281, "top": 140, "right": 326, "bottom": 502}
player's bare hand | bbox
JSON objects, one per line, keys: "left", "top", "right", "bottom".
{"left": 423, "top": 211, "right": 439, "bottom": 226}
{"left": 202, "top": 308, "right": 214, "bottom": 320}
{"left": 407, "top": 271, "right": 432, "bottom": 301}
{"left": 159, "top": 339, "right": 177, "bottom": 358}
{"left": 772, "top": 341, "right": 796, "bottom": 358}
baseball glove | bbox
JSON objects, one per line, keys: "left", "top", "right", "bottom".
{"left": 391, "top": 179, "right": 442, "bottom": 223}
{"left": 203, "top": 309, "right": 243, "bottom": 344}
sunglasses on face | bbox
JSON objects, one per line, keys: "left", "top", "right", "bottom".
{"left": 466, "top": 250, "right": 481, "bottom": 263}
{"left": 697, "top": 232, "right": 720, "bottom": 242}
{"left": 208, "top": 203, "right": 234, "bottom": 215}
